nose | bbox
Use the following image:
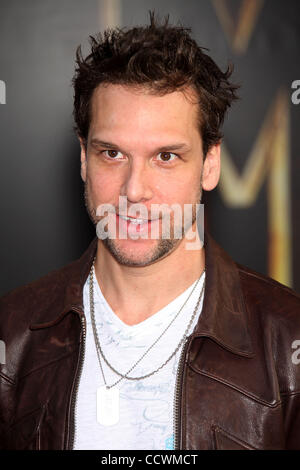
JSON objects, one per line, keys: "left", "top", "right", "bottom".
{"left": 120, "top": 160, "right": 153, "bottom": 203}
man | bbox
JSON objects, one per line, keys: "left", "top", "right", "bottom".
{"left": 1, "top": 14, "right": 300, "bottom": 450}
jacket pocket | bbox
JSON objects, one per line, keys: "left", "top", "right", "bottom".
{"left": 213, "top": 425, "right": 257, "bottom": 450}
{"left": 2, "top": 405, "right": 46, "bottom": 450}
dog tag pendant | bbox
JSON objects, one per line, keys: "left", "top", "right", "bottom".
{"left": 97, "top": 386, "right": 119, "bottom": 425}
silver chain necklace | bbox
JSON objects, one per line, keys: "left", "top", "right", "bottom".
{"left": 90, "top": 259, "right": 205, "bottom": 426}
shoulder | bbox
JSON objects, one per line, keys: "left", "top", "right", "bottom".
{"left": 0, "top": 238, "right": 97, "bottom": 324}
{"left": 0, "top": 260, "right": 78, "bottom": 325}
{"left": 236, "top": 263, "right": 300, "bottom": 393}
{"left": 237, "top": 263, "right": 300, "bottom": 378}
{"left": 236, "top": 262, "right": 300, "bottom": 315}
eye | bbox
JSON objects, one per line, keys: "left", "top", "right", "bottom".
{"left": 156, "top": 152, "right": 178, "bottom": 163}
{"left": 102, "top": 150, "right": 124, "bottom": 160}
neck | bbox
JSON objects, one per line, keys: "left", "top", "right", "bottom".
{"left": 93, "top": 228, "right": 205, "bottom": 326}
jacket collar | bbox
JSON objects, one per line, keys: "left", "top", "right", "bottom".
{"left": 30, "top": 232, "right": 254, "bottom": 357}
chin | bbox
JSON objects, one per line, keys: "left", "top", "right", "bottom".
{"left": 102, "top": 237, "right": 179, "bottom": 267}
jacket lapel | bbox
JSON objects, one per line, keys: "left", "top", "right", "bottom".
{"left": 192, "top": 232, "right": 254, "bottom": 357}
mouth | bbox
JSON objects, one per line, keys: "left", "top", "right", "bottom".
{"left": 117, "top": 214, "right": 159, "bottom": 225}
{"left": 115, "top": 213, "right": 162, "bottom": 237}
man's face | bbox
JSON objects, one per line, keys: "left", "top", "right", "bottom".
{"left": 80, "top": 84, "right": 220, "bottom": 266}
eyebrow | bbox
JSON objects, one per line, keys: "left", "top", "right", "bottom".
{"left": 90, "top": 138, "right": 190, "bottom": 153}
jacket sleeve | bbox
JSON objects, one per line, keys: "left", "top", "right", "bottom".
{"left": 282, "top": 391, "right": 300, "bottom": 449}
{"left": 276, "top": 294, "right": 300, "bottom": 450}
{"left": 281, "top": 336, "right": 300, "bottom": 449}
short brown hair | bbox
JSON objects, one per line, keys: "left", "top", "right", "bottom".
{"left": 72, "top": 12, "right": 239, "bottom": 156}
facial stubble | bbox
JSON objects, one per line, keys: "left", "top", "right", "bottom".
{"left": 83, "top": 173, "right": 203, "bottom": 267}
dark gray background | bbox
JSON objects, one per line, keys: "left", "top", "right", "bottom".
{"left": 1, "top": 0, "right": 300, "bottom": 295}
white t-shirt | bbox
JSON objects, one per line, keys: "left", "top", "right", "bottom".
{"left": 73, "top": 270, "right": 205, "bottom": 450}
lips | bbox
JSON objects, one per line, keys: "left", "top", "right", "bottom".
{"left": 115, "top": 213, "right": 161, "bottom": 236}
{"left": 117, "top": 214, "right": 159, "bottom": 223}
{"left": 118, "top": 214, "right": 147, "bottom": 224}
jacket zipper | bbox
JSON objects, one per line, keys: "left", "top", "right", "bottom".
{"left": 67, "top": 312, "right": 87, "bottom": 450}
{"left": 68, "top": 314, "right": 191, "bottom": 449}
{"left": 173, "top": 337, "right": 191, "bottom": 450}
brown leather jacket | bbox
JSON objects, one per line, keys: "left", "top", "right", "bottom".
{"left": 1, "top": 233, "right": 300, "bottom": 450}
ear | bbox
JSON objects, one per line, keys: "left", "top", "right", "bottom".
{"left": 202, "top": 143, "right": 221, "bottom": 191}
{"left": 79, "top": 137, "right": 87, "bottom": 182}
